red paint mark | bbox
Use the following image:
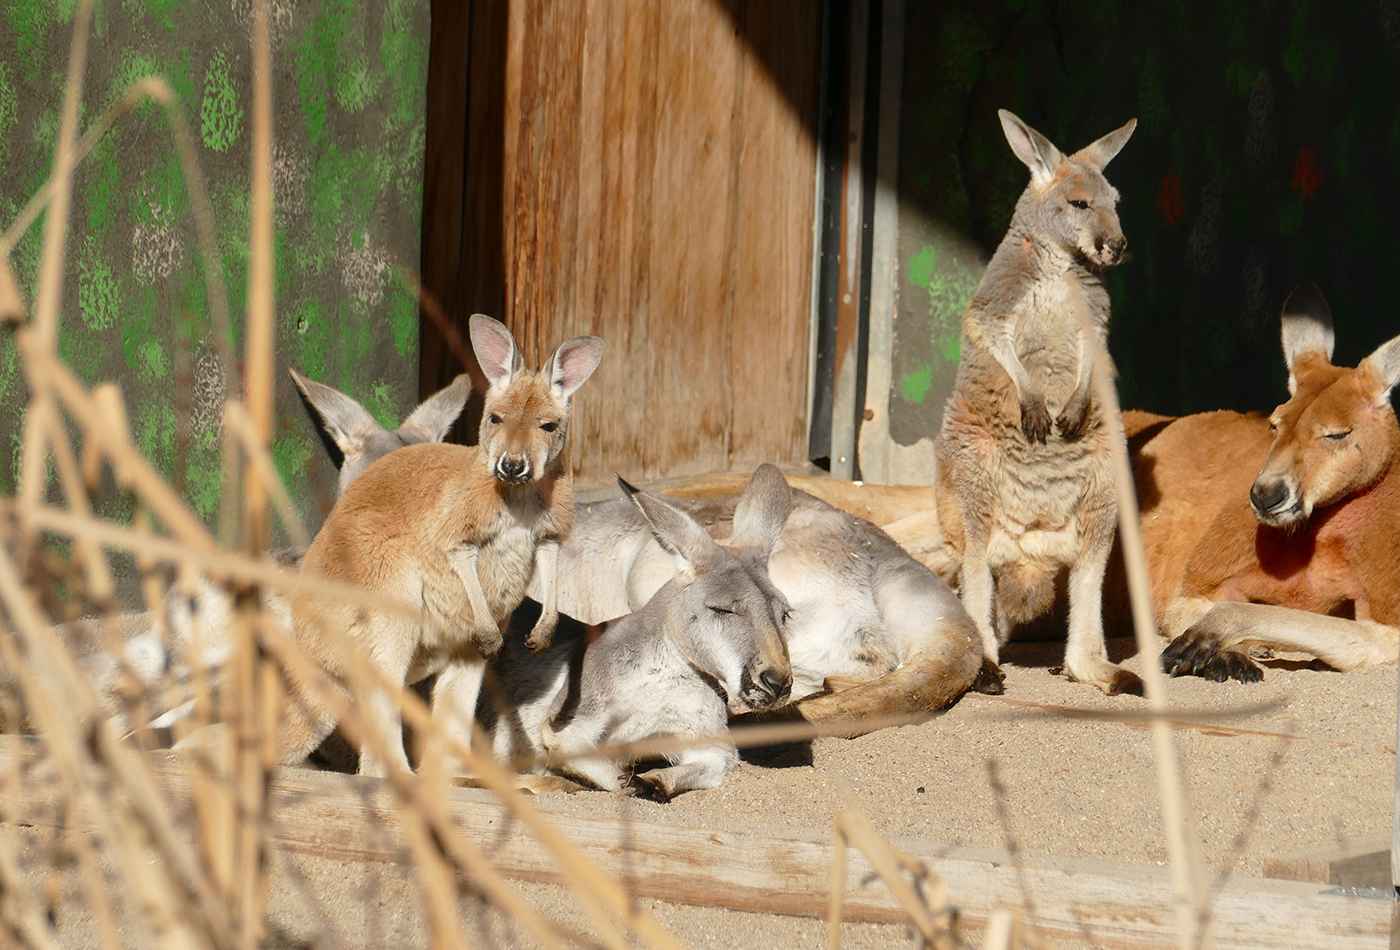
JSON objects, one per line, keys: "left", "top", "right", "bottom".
{"left": 1290, "top": 147, "right": 1322, "bottom": 199}
{"left": 1154, "top": 175, "right": 1187, "bottom": 225}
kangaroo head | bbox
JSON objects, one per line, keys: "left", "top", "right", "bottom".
{"left": 620, "top": 465, "right": 794, "bottom": 715}
{"left": 1250, "top": 283, "right": 1400, "bottom": 527}
{"left": 468, "top": 314, "right": 605, "bottom": 486}
{"left": 290, "top": 367, "right": 471, "bottom": 497}
{"left": 999, "top": 109, "right": 1136, "bottom": 268}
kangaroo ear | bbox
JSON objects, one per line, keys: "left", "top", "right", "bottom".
{"left": 999, "top": 109, "right": 1064, "bottom": 189}
{"left": 288, "top": 366, "right": 379, "bottom": 468}
{"left": 728, "top": 464, "right": 792, "bottom": 555}
{"left": 399, "top": 373, "right": 471, "bottom": 443}
{"left": 618, "top": 475, "right": 717, "bottom": 583}
{"left": 1279, "top": 283, "right": 1336, "bottom": 394}
{"left": 544, "top": 335, "right": 605, "bottom": 399}
{"left": 469, "top": 314, "right": 524, "bottom": 389}
{"left": 1075, "top": 118, "right": 1136, "bottom": 170}
{"left": 1359, "top": 335, "right": 1400, "bottom": 408}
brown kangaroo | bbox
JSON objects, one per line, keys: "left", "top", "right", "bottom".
{"left": 283, "top": 315, "right": 603, "bottom": 775}
{"left": 935, "top": 109, "right": 1140, "bottom": 697}
{"left": 1144, "top": 284, "right": 1400, "bottom": 681}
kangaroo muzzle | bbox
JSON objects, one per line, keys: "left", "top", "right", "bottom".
{"left": 1094, "top": 235, "right": 1127, "bottom": 266}
{"left": 739, "top": 660, "right": 792, "bottom": 711}
{"left": 495, "top": 454, "right": 531, "bottom": 484}
{"left": 1249, "top": 475, "right": 1304, "bottom": 527}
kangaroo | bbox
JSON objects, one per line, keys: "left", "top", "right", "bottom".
{"left": 535, "top": 469, "right": 981, "bottom": 731}
{"left": 1136, "top": 284, "right": 1400, "bottom": 682}
{"left": 934, "top": 109, "right": 1139, "bottom": 697}
{"left": 501, "top": 467, "right": 794, "bottom": 799}
{"left": 282, "top": 315, "right": 604, "bottom": 776}
{"left": 30, "top": 369, "right": 471, "bottom": 738}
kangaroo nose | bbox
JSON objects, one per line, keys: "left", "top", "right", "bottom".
{"left": 498, "top": 456, "right": 528, "bottom": 481}
{"left": 759, "top": 667, "right": 791, "bottom": 704}
{"left": 1249, "top": 481, "right": 1288, "bottom": 515}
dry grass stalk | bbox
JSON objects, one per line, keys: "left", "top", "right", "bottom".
{"left": 1071, "top": 284, "right": 1210, "bottom": 949}
{"left": 828, "top": 808, "right": 957, "bottom": 950}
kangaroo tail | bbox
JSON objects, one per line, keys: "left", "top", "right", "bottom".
{"left": 793, "top": 631, "right": 982, "bottom": 738}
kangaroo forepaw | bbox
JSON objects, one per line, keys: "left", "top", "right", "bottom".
{"left": 1019, "top": 393, "right": 1053, "bottom": 443}
{"left": 474, "top": 625, "right": 505, "bottom": 659}
{"left": 1055, "top": 395, "right": 1091, "bottom": 441}
{"left": 525, "top": 613, "right": 558, "bottom": 654}
{"left": 972, "top": 659, "right": 1005, "bottom": 695}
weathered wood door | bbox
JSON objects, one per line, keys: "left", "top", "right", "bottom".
{"left": 422, "top": 0, "right": 823, "bottom": 489}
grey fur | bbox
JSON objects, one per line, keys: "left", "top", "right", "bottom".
{"left": 527, "top": 468, "right": 795, "bottom": 798}
{"left": 934, "top": 111, "right": 1141, "bottom": 696}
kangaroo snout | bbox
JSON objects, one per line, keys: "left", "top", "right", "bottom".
{"left": 1249, "top": 476, "right": 1301, "bottom": 526}
{"left": 741, "top": 659, "right": 792, "bottom": 709}
{"left": 1095, "top": 235, "right": 1127, "bottom": 266}
{"left": 495, "top": 454, "right": 531, "bottom": 484}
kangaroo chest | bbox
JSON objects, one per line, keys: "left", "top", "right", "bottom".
{"left": 473, "top": 497, "right": 556, "bottom": 619}
{"left": 1010, "top": 276, "right": 1090, "bottom": 414}
{"left": 1238, "top": 485, "right": 1400, "bottom": 625}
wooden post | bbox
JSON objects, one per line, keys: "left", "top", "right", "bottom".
{"left": 857, "top": 0, "right": 905, "bottom": 484}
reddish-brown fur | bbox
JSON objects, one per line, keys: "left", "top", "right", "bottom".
{"left": 1125, "top": 287, "right": 1400, "bottom": 681}
{"left": 282, "top": 315, "right": 603, "bottom": 774}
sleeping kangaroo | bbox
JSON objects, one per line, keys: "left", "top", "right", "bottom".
{"left": 532, "top": 468, "right": 982, "bottom": 732}
{"left": 935, "top": 109, "right": 1139, "bottom": 697}
{"left": 492, "top": 466, "right": 795, "bottom": 799}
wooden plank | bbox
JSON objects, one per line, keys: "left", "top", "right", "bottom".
{"left": 857, "top": 0, "right": 906, "bottom": 484}
{"left": 643, "top": 0, "right": 741, "bottom": 481}
{"left": 568, "top": 0, "right": 658, "bottom": 488}
{"left": 727, "top": 1, "right": 822, "bottom": 473}
{"left": 829, "top": 0, "right": 870, "bottom": 480}
{"left": 0, "top": 748, "right": 1388, "bottom": 949}
{"left": 1267, "top": 835, "right": 1392, "bottom": 887}
{"left": 418, "top": 0, "right": 471, "bottom": 401}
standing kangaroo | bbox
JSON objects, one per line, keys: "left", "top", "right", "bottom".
{"left": 35, "top": 369, "right": 471, "bottom": 739}
{"left": 508, "top": 467, "right": 795, "bottom": 798}
{"left": 283, "top": 316, "right": 604, "bottom": 776}
{"left": 935, "top": 109, "right": 1139, "bottom": 696}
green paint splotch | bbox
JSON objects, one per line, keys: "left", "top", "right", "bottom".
{"left": 902, "top": 363, "right": 933, "bottom": 405}
{"left": 200, "top": 48, "right": 243, "bottom": 153}
{"left": 908, "top": 241, "right": 976, "bottom": 372}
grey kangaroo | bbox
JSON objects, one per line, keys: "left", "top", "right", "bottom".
{"left": 532, "top": 469, "right": 982, "bottom": 730}
{"left": 934, "top": 109, "right": 1140, "bottom": 697}
{"left": 502, "top": 466, "right": 795, "bottom": 798}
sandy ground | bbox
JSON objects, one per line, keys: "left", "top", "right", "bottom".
{"left": 12, "top": 635, "right": 1396, "bottom": 948}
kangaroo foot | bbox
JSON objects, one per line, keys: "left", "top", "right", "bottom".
{"left": 1061, "top": 658, "right": 1144, "bottom": 696}
{"left": 971, "top": 659, "right": 1005, "bottom": 695}
{"left": 1162, "top": 632, "right": 1263, "bottom": 683}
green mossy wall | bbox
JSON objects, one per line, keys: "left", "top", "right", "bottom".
{"left": 0, "top": 0, "right": 427, "bottom": 535}
{"left": 892, "top": 0, "right": 1400, "bottom": 448}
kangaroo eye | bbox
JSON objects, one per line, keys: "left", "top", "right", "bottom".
{"left": 709, "top": 605, "right": 734, "bottom": 616}
{"left": 540, "top": 421, "right": 558, "bottom": 433}
{"left": 1268, "top": 419, "right": 1279, "bottom": 435}
{"left": 1323, "top": 430, "right": 1351, "bottom": 442}
{"left": 488, "top": 413, "right": 502, "bottom": 425}
{"left": 1069, "top": 199, "right": 1089, "bottom": 210}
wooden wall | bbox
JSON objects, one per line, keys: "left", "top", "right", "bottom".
{"left": 422, "top": 0, "right": 823, "bottom": 488}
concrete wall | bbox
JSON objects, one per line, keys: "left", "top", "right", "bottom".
{"left": 0, "top": 0, "right": 428, "bottom": 535}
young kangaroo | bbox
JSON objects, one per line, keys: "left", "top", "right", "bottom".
{"left": 533, "top": 467, "right": 794, "bottom": 799}
{"left": 935, "top": 109, "right": 1139, "bottom": 697}
{"left": 34, "top": 369, "right": 471, "bottom": 739}
{"left": 283, "top": 316, "right": 603, "bottom": 776}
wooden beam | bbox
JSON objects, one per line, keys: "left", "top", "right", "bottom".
{"left": 0, "top": 744, "right": 1389, "bottom": 949}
